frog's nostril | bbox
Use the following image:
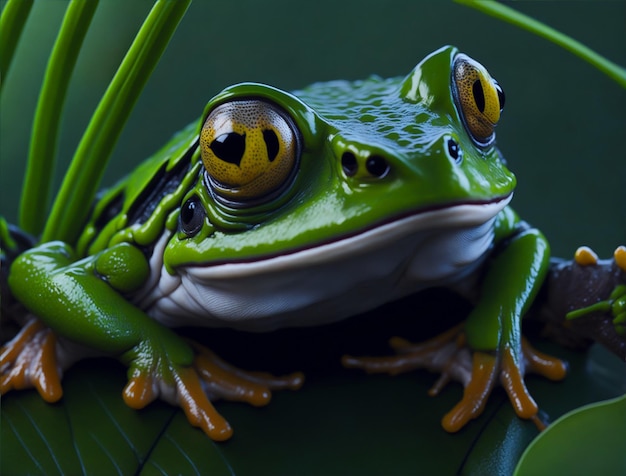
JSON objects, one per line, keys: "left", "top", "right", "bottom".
{"left": 365, "top": 155, "right": 390, "bottom": 178}
{"left": 340, "top": 149, "right": 390, "bottom": 179}
{"left": 341, "top": 152, "right": 358, "bottom": 176}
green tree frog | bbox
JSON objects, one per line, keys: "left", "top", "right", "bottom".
{"left": 1, "top": 46, "right": 568, "bottom": 441}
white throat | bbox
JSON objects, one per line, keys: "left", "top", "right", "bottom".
{"left": 136, "top": 196, "right": 512, "bottom": 331}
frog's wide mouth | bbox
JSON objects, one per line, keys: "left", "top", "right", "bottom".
{"left": 183, "top": 193, "right": 513, "bottom": 279}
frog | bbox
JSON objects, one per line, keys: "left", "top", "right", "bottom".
{"left": 1, "top": 45, "right": 568, "bottom": 441}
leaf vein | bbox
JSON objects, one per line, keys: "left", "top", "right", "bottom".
{"left": 165, "top": 431, "right": 200, "bottom": 475}
{"left": 90, "top": 378, "right": 139, "bottom": 461}
{"left": 15, "top": 398, "right": 63, "bottom": 475}
{"left": 136, "top": 406, "right": 178, "bottom": 473}
{"left": 4, "top": 405, "right": 46, "bottom": 475}
{"left": 91, "top": 432, "right": 125, "bottom": 476}
{"left": 63, "top": 391, "right": 88, "bottom": 476}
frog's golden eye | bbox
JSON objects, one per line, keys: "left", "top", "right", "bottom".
{"left": 200, "top": 99, "right": 300, "bottom": 206}
{"left": 453, "top": 54, "right": 505, "bottom": 145}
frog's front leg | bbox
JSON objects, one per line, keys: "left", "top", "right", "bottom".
{"left": 453, "top": 225, "right": 569, "bottom": 430}
{"left": 3, "top": 241, "right": 302, "bottom": 441}
{"left": 344, "top": 221, "right": 567, "bottom": 432}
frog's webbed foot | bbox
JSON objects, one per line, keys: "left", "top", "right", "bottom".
{"left": 342, "top": 325, "right": 567, "bottom": 432}
{"left": 122, "top": 339, "right": 304, "bottom": 441}
{"left": 0, "top": 317, "right": 63, "bottom": 402}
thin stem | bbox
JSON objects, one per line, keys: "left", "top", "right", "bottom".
{"left": 42, "top": 0, "right": 191, "bottom": 244}
{"left": 19, "top": 0, "right": 99, "bottom": 235}
{"left": 0, "top": 0, "right": 34, "bottom": 88}
{"left": 566, "top": 301, "right": 610, "bottom": 320}
{"left": 455, "top": 0, "right": 626, "bottom": 88}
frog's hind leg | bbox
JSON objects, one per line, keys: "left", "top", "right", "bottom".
{"left": 342, "top": 324, "right": 472, "bottom": 389}
{"left": 1, "top": 316, "right": 63, "bottom": 402}
{"left": 342, "top": 325, "right": 567, "bottom": 432}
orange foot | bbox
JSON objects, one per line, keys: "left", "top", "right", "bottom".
{"left": 342, "top": 324, "right": 567, "bottom": 432}
{"left": 0, "top": 317, "right": 63, "bottom": 402}
{"left": 122, "top": 340, "right": 304, "bottom": 441}
{"left": 2, "top": 318, "right": 304, "bottom": 441}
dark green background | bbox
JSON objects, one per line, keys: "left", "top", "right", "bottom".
{"left": 1, "top": 1, "right": 625, "bottom": 475}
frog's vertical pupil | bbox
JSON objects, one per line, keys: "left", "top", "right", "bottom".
{"left": 210, "top": 132, "right": 246, "bottom": 166}
{"left": 366, "top": 155, "right": 390, "bottom": 178}
{"left": 472, "top": 79, "right": 485, "bottom": 113}
{"left": 447, "top": 138, "right": 462, "bottom": 162}
{"left": 341, "top": 152, "right": 358, "bottom": 176}
{"left": 263, "top": 129, "right": 279, "bottom": 162}
{"left": 180, "top": 198, "right": 205, "bottom": 236}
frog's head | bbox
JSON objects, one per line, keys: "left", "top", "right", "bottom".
{"left": 164, "top": 46, "right": 514, "bottom": 271}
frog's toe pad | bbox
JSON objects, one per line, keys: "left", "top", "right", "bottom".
{"left": 123, "top": 373, "right": 158, "bottom": 409}
{"left": 441, "top": 351, "right": 498, "bottom": 432}
{"left": 174, "top": 365, "right": 234, "bottom": 441}
{"left": 123, "top": 340, "right": 304, "bottom": 441}
{"left": 519, "top": 337, "right": 568, "bottom": 381}
{"left": 123, "top": 353, "right": 234, "bottom": 441}
{"left": 0, "top": 318, "right": 63, "bottom": 402}
{"left": 184, "top": 342, "right": 304, "bottom": 440}
{"left": 498, "top": 338, "right": 568, "bottom": 424}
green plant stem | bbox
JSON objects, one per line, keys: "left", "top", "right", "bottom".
{"left": 566, "top": 301, "right": 610, "bottom": 320}
{"left": 455, "top": 0, "right": 626, "bottom": 88}
{"left": 0, "top": 0, "right": 33, "bottom": 88}
{"left": 42, "top": 0, "right": 191, "bottom": 244}
{"left": 18, "top": 0, "right": 99, "bottom": 236}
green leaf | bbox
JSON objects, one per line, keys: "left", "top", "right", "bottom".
{"left": 515, "top": 395, "right": 626, "bottom": 476}
{"left": 0, "top": 0, "right": 33, "bottom": 86}
{"left": 19, "top": 0, "right": 98, "bottom": 235}
{"left": 41, "top": 0, "right": 190, "bottom": 245}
